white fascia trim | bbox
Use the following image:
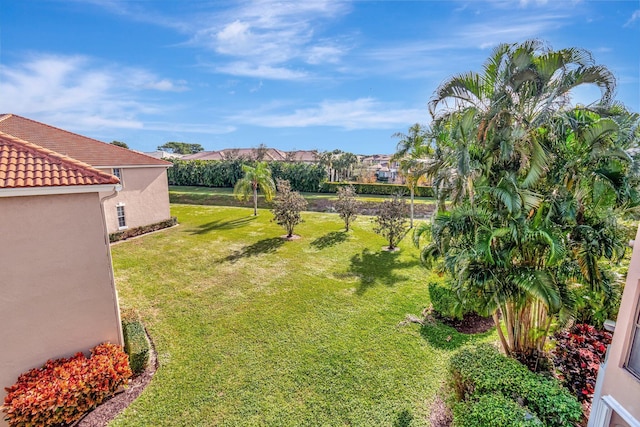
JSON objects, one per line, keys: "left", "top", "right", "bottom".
{"left": 0, "top": 184, "right": 122, "bottom": 198}
{"left": 94, "top": 164, "right": 171, "bottom": 169}
{"left": 602, "top": 395, "right": 640, "bottom": 427}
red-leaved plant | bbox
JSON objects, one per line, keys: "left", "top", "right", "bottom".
{"left": 2, "top": 343, "right": 132, "bottom": 427}
{"left": 552, "top": 324, "right": 612, "bottom": 402}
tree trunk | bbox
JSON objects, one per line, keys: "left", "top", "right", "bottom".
{"left": 253, "top": 187, "right": 258, "bottom": 216}
{"left": 493, "top": 310, "right": 510, "bottom": 355}
{"left": 410, "top": 187, "right": 415, "bottom": 228}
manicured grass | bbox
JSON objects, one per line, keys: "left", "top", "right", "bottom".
{"left": 169, "top": 185, "right": 437, "bottom": 208}
{"left": 110, "top": 204, "right": 494, "bottom": 426}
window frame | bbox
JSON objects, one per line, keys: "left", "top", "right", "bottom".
{"left": 626, "top": 295, "right": 640, "bottom": 381}
{"left": 112, "top": 168, "right": 123, "bottom": 183}
{"left": 116, "top": 204, "right": 127, "bottom": 230}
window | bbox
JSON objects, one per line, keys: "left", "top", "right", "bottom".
{"left": 116, "top": 205, "right": 127, "bottom": 229}
{"left": 112, "top": 168, "right": 122, "bottom": 180}
{"left": 628, "top": 299, "right": 640, "bottom": 379}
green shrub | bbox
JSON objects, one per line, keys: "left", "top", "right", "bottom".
{"left": 319, "top": 182, "right": 434, "bottom": 197}
{"left": 167, "top": 159, "right": 327, "bottom": 193}
{"left": 429, "top": 282, "right": 464, "bottom": 320}
{"left": 450, "top": 344, "right": 582, "bottom": 427}
{"left": 453, "top": 393, "right": 541, "bottom": 427}
{"left": 122, "top": 318, "right": 150, "bottom": 375}
{"left": 110, "top": 217, "right": 177, "bottom": 243}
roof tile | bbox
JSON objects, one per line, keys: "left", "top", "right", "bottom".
{"left": 0, "top": 114, "right": 171, "bottom": 167}
{"left": 0, "top": 131, "right": 120, "bottom": 189}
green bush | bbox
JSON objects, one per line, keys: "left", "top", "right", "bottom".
{"left": 319, "top": 182, "right": 434, "bottom": 197}
{"left": 167, "top": 159, "right": 326, "bottom": 193}
{"left": 450, "top": 344, "right": 582, "bottom": 427}
{"left": 122, "top": 318, "right": 150, "bottom": 375}
{"left": 453, "top": 393, "right": 541, "bottom": 427}
{"left": 429, "top": 282, "right": 464, "bottom": 320}
{"left": 109, "top": 217, "right": 177, "bottom": 243}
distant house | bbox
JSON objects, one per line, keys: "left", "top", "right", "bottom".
{"left": 360, "top": 154, "right": 400, "bottom": 182}
{"left": 589, "top": 225, "right": 640, "bottom": 427}
{"left": 144, "top": 150, "right": 184, "bottom": 160}
{"left": 0, "top": 114, "right": 172, "bottom": 234}
{"left": 182, "top": 148, "right": 321, "bottom": 164}
{"left": 0, "top": 131, "right": 124, "bottom": 425}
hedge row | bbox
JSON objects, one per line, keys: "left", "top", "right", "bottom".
{"left": 122, "top": 319, "right": 150, "bottom": 375}
{"left": 167, "top": 159, "right": 327, "bottom": 193}
{"left": 109, "top": 217, "right": 178, "bottom": 243}
{"left": 450, "top": 344, "right": 582, "bottom": 427}
{"left": 2, "top": 343, "right": 132, "bottom": 427}
{"left": 318, "top": 182, "right": 434, "bottom": 197}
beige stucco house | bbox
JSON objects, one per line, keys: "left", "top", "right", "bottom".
{"left": 0, "top": 131, "right": 124, "bottom": 426}
{"left": 0, "top": 114, "right": 172, "bottom": 234}
{"left": 589, "top": 225, "right": 640, "bottom": 427}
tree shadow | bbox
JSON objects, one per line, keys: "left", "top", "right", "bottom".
{"left": 419, "top": 321, "right": 495, "bottom": 350}
{"left": 219, "top": 237, "right": 285, "bottom": 263}
{"left": 310, "top": 231, "right": 348, "bottom": 250}
{"left": 348, "top": 248, "right": 419, "bottom": 295}
{"left": 191, "top": 216, "right": 256, "bottom": 235}
{"left": 393, "top": 409, "right": 414, "bottom": 427}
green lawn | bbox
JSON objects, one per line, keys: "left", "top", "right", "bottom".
{"left": 110, "top": 204, "right": 495, "bottom": 426}
{"left": 169, "top": 185, "right": 437, "bottom": 209}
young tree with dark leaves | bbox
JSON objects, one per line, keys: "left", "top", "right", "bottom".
{"left": 374, "top": 194, "right": 408, "bottom": 250}
{"left": 334, "top": 185, "right": 359, "bottom": 231}
{"left": 272, "top": 179, "right": 308, "bottom": 238}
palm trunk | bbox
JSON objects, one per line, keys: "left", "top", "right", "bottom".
{"left": 410, "top": 187, "right": 414, "bottom": 228}
{"left": 253, "top": 187, "right": 258, "bottom": 216}
{"left": 493, "top": 310, "right": 510, "bottom": 355}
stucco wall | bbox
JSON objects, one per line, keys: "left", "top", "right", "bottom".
{"left": 601, "top": 225, "right": 640, "bottom": 423}
{"left": 0, "top": 192, "right": 123, "bottom": 424}
{"left": 100, "top": 166, "right": 170, "bottom": 234}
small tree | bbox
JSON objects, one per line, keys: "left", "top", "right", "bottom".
{"left": 111, "top": 140, "right": 129, "bottom": 149}
{"left": 334, "top": 185, "right": 359, "bottom": 231}
{"left": 272, "top": 179, "right": 308, "bottom": 238}
{"left": 234, "top": 162, "right": 276, "bottom": 216}
{"left": 374, "top": 194, "right": 408, "bottom": 250}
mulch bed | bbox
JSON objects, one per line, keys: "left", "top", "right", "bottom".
{"left": 437, "top": 312, "right": 495, "bottom": 334}
{"left": 74, "top": 337, "right": 157, "bottom": 427}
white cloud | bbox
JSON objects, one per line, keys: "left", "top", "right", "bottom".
{"left": 215, "top": 62, "right": 308, "bottom": 80}
{"left": 625, "top": 10, "right": 640, "bottom": 27}
{"left": 230, "top": 98, "right": 426, "bottom": 130}
{"left": 0, "top": 54, "right": 230, "bottom": 135}
{"left": 188, "top": 0, "right": 351, "bottom": 79}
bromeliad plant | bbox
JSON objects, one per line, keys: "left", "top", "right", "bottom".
{"left": 2, "top": 343, "right": 132, "bottom": 427}
{"left": 415, "top": 40, "right": 639, "bottom": 363}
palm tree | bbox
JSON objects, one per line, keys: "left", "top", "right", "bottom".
{"left": 233, "top": 162, "right": 276, "bottom": 216}
{"left": 392, "top": 123, "right": 432, "bottom": 227}
{"left": 417, "top": 40, "right": 627, "bottom": 362}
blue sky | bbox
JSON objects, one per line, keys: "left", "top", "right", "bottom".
{"left": 1, "top": 0, "right": 639, "bottom": 154}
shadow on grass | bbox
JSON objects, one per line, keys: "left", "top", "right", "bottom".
{"left": 310, "top": 231, "right": 348, "bottom": 250}
{"left": 220, "top": 237, "right": 285, "bottom": 263}
{"left": 191, "top": 216, "right": 256, "bottom": 234}
{"left": 419, "top": 321, "right": 495, "bottom": 350}
{"left": 393, "top": 409, "right": 413, "bottom": 427}
{"left": 348, "top": 248, "right": 419, "bottom": 295}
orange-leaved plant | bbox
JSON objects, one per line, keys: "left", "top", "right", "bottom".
{"left": 2, "top": 343, "right": 132, "bottom": 427}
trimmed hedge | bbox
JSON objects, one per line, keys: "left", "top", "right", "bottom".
{"left": 453, "top": 393, "right": 541, "bottom": 427}
{"left": 110, "top": 217, "right": 177, "bottom": 243}
{"left": 167, "top": 159, "right": 327, "bottom": 193}
{"left": 122, "top": 319, "right": 150, "bottom": 375}
{"left": 2, "top": 343, "right": 132, "bottom": 427}
{"left": 319, "top": 182, "right": 434, "bottom": 197}
{"left": 450, "top": 344, "right": 582, "bottom": 427}
{"left": 429, "top": 281, "right": 464, "bottom": 320}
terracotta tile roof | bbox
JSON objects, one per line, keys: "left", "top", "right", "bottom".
{"left": 0, "top": 131, "right": 120, "bottom": 189}
{"left": 0, "top": 114, "right": 171, "bottom": 167}
{"left": 182, "top": 148, "right": 320, "bottom": 162}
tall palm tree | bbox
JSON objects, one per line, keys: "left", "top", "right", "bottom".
{"left": 392, "top": 123, "right": 432, "bottom": 227}
{"left": 233, "top": 162, "right": 276, "bottom": 216}
{"left": 417, "top": 40, "right": 626, "bottom": 361}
